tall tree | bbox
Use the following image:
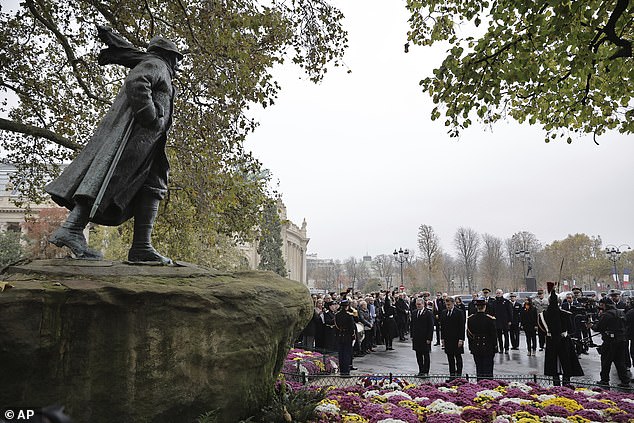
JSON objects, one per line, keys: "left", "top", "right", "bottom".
{"left": 406, "top": 1, "right": 633, "bottom": 142}
{"left": 479, "top": 233, "right": 505, "bottom": 289}
{"left": 0, "top": 229, "right": 23, "bottom": 266}
{"left": 0, "top": 0, "right": 347, "bottom": 264}
{"left": 257, "top": 200, "right": 286, "bottom": 277}
{"left": 440, "top": 253, "right": 457, "bottom": 293}
{"left": 454, "top": 227, "right": 480, "bottom": 294}
{"left": 417, "top": 224, "right": 442, "bottom": 293}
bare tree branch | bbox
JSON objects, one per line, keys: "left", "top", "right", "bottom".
{"left": 0, "top": 117, "right": 80, "bottom": 151}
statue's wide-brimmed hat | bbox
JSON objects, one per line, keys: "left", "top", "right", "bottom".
{"left": 148, "top": 36, "right": 184, "bottom": 60}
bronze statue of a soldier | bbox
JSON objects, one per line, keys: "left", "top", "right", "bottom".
{"left": 45, "top": 27, "right": 183, "bottom": 264}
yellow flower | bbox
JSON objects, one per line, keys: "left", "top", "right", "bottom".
{"left": 540, "top": 397, "right": 583, "bottom": 412}
{"left": 371, "top": 396, "right": 386, "bottom": 404}
{"left": 403, "top": 383, "right": 417, "bottom": 390}
{"left": 598, "top": 399, "right": 617, "bottom": 406}
{"left": 318, "top": 399, "right": 339, "bottom": 406}
{"left": 604, "top": 407, "right": 625, "bottom": 415}
{"left": 494, "top": 385, "right": 507, "bottom": 394}
{"left": 342, "top": 413, "right": 369, "bottom": 423}
{"left": 513, "top": 411, "right": 540, "bottom": 421}
{"left": 474, "top": 395, "right": 494, "bottom": 403}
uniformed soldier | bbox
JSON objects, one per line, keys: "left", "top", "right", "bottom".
{"left": 540, "top": 282, "right": 584, "bottom": 386}
{"left": 590, "top": 297, "right": 630, "bottom": 387}
{"left": 467, "top": 296, "right": 497, "bottom": 380}
{"left": 335, "top": 299, "right": 357, "bottom": 377}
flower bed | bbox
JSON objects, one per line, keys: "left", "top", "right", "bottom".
{"left": 283, "top": 348, "right": 339, "bottom": 376}
{"left": 308, "top": 378, "right": 634, "bottom": 423}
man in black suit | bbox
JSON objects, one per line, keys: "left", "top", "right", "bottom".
{"left": 493, "top": 289, "right": 513, "bottom": 353}
{"left": 410, "top": 297, "right": 434, "bottom": 376}
{"left": 441, "top": 296, "right": 465, "bottom": 380}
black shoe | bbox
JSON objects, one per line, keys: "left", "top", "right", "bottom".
{"left": 539, "top": 348, "right": 544, "bottom": 351}
{"left": 434, "top": 342, "right": 440, "bottom": 346}
{"left": 596, "top": 380, "right": 610, "bottom": 386}
{"left": 50, "top": 227, "right": 103, "bottom": 259}
{"left": 350, "top": 367, "right": 358, "bottom": 370}
{"left": 387, "top": 347, "right": 394, "bottom": 350}
{"left": 417, "top": 372, "right": 428, "bottom": 377}
{"left": 128, "top": 246, "right": 173, "bottom": 265}
{"left": 511, "top": 347, "right": 519, "bottom": 350}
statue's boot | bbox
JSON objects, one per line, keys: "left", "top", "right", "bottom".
{"left": 127, "top": 193, "right": 172, "bottom": 265}
{"left": 49, "top": 203, "right": 103, "bottom": 259}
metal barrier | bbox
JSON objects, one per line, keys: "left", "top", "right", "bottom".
{"left": 282, "top": 371, "right": 634, "bottom": 391}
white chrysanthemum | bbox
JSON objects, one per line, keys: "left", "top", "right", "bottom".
{"left": 384, "top": 382, "right": 403, "bottom": 390}
{"left": 298, "top": 364, "right": 309, "bottom": 374}
{"left": 413, "top": 396, "right": 429, "bottom": 403}
{"left": 499, "top": 397, "right": 533, "bottom": 405}
{"left": 575, "top": 388, "right": 601, "bottom": 397}
{"left": 363, "top": 389, "right": 381, "bottom": 398}
{"left": 540, "top": 416, "right": 569, "bottom": 423}
{"left": 537, "top": 394, "right": 557, "bottom": 401}
{"left": 315, "top": 402, "right": 339, "bottom": 414}
{"left": 438, "top": 386, "right": 458, "bottom": 393}
{"left": 476, "top": 389, "right": 503, "bottom": 398}
{"left": 383, "top": 391, "right": 412, "bottom": 400}
{"left": 621, "top": 398, "right": 634, "bottom": 404}
{"left": 376, "top": 419, "right": 408, "bottom": 423}
{"left": 507, "top": 381, "right": 532, "bottom": 393}
{"left": 493, "top": 416, "right": 512, "bottom": 423}
{"left": 426, "top": 399, "right": 462, "bottom": 414}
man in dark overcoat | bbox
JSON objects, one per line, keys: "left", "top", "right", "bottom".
{"left": 45, "top": 27, "right": 183, "bottom": 264}
{"left": 467, "top": 296, "right": 497, "bottom": 380}
{"left": 509, "top": 293, "right": 522, "bottom": 350}
{"left": 493, "top": 289, "right": 513, "bottom": 353}
{"left": 410, "top": 297, "right": 434, "bottom": 376}
{"left": 541, "top": 282, "right": 584, "bottom": 386}
{"left": 441, "top": 296, "right": 465, "bottom": 380}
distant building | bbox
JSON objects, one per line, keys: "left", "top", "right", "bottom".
{"left": 239, "top": 200, "right": 309, "bottom": 284}
{"left": 0, "top": 163, "right": 60, "bottom": 233}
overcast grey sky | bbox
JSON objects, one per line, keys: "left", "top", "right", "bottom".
{"left": 245, "top": 1, "right": 634, "bottom": 261}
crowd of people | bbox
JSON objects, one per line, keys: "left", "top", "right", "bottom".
{"left": 300, "top": 284, "right": 634, "bottom": 386}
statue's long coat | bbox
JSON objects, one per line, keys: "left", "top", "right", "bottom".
{"left": 45, "top": 54, "right": 174, "bottom": 226}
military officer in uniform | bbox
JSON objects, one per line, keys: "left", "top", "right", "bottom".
{"left": 467, "top": 296, "right": 497, "bottom": 380}
{"left": 335, "top": 299, "right": 357, "bottom": 376}
{"left": 541, "top": 282, "right": 584, "bottom": 386}
{"left": 590, "top": 296, "right": 630, "bottom": 388}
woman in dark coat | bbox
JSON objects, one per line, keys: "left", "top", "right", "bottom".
{"left": 541, "top": 284, "right": 584, "bottom": 385}
{"left": 520, "top": 298, "right": 538, "bottom": 355}
{"left": 381, "top": 296, "right": 399, "bottom": 350}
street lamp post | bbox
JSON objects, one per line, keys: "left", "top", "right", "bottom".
{"left": 393, "top": 248, "right": 409, "bottom": 290}
{"left": 515, "top": 249, "right": 531, "bottom": 291}
{"left": 605, "top": 244, "right": 632, "bottom": 290}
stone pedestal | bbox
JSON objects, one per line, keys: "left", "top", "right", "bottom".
{"left": 0, "top": 259, "right": 312, "bottom": 423}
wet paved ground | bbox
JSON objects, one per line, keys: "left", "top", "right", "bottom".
{"left": 350, "top": 334, "right": 626, "bottom": 386}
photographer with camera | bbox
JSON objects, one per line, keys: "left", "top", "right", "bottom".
{"left": 588, "top": 294, "right": 630, "bottom": 388}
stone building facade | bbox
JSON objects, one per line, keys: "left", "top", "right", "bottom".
{"left": 239, "top": 200, "right": 309, "bottom": 284}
